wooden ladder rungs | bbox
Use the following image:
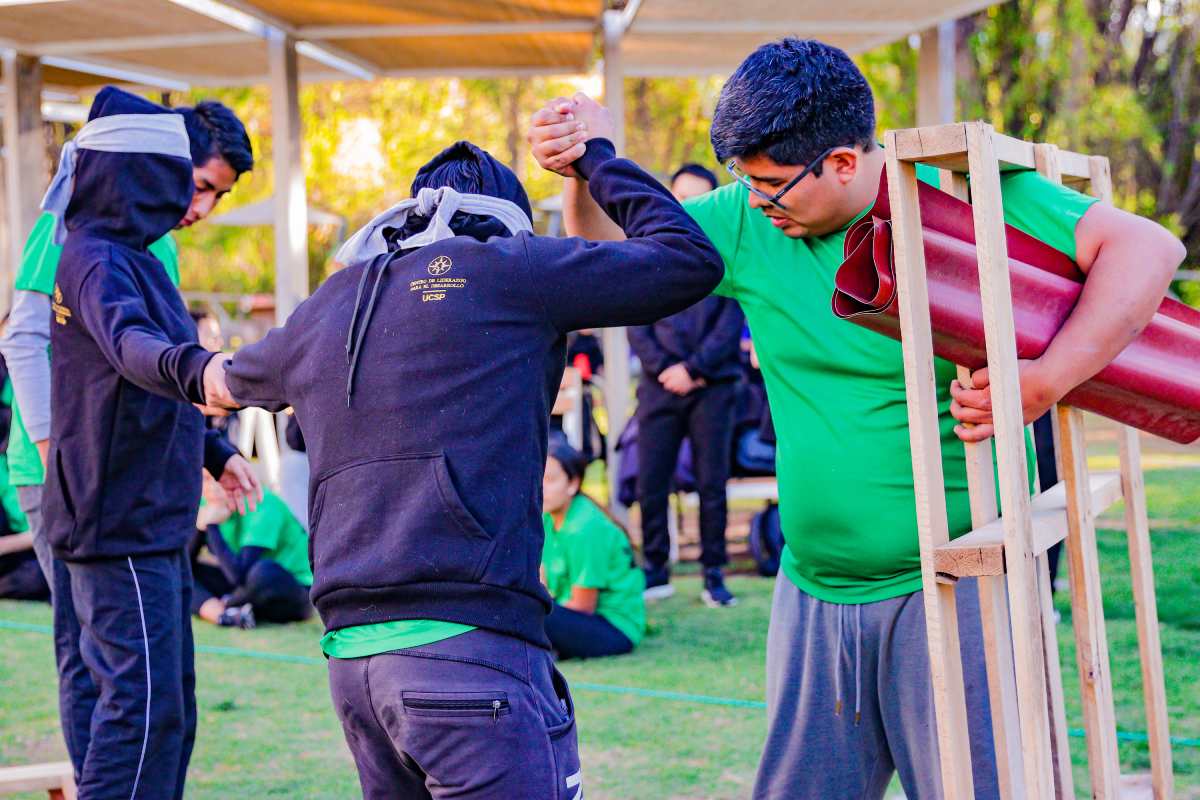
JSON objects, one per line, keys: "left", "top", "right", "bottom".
{"left": 934, "top": 472, "right": 1123, "bottom": 578}
{"left": 0, "top": 762, "right": 74, "bottom": 796}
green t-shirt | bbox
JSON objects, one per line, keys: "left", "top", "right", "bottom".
{"left": 320, "top": 619, "right": 476, "bottom": 659}
{"left": 542, "top": 495, "right": 646, "bottom": 645}
{"left": 215, "top": 491, "right": 313, "bottom": 586}
{"left": 683, "top": 166, "right": 1098, "bottom": 603}
{"left": 0, "top": 380, "right": 28, "bottom": 533}
{"left": 8, "top": 212, "right": 179, "bottom": 487}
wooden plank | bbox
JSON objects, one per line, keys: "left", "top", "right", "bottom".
{"left": 1118, "top": 426, "right": 1174, "bottom": 800}
{"left": 964, "top": 121, "right": 1054, "bottom": 800}
{"left": 1059, "top": 406, "right": 1122, "bottom": 798}
{"left": 1, "top": 51, "right": 46, "bottom": 316}
{"left": 885, "top": 134, "right": 975, "bottom": 800}
{"left": 934, "top": 472, "right": 1121, "bottom": 578}
{"left": 1056, "top": 148, "right": 1092, "bottom": 182}
{"left": 0, "top": 761, "right": 73, "bottom": 792}
{"left": 1038, "top": 553, "right": 1076, "bottom": 800}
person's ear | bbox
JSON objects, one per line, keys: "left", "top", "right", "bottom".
{"left": 568, "top": 477, "right": 582, "bottom": 497}
{"left": 826, "top": 147, "right": 859, "bottom": 186}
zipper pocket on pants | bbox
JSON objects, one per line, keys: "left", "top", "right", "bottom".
{"left": 402, "top": 695, "right": 510, "bottom": 721}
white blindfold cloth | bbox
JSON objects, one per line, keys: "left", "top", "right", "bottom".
{"left": 334, "top": 186, "right": 532, "bottom": 268}
{"left": 40, "top": 113, "right": 192, "bottom": 245}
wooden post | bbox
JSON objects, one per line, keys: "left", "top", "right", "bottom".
{"left": 885, "top": 133, "right": 975, "bottom": 800}
{"left": 268, "top": 31, "right": 308, "bottom": 323}
{"left": 2, "top": 51, "right": 46, "bottom": 315}
{"left": 1087, "top": 155, "right": 1175, "bottom": 800}
{"left": 600, "top": 10, "right": 630, "bottom": 519}
{"left": 963, "top": 122, "right": 1055, "bottom": 800}
{"left": 917, "top": 22, "right": 956, "bottom": 127}
{"left": 940, "top": 169, "right": 1025, "bottom": 800}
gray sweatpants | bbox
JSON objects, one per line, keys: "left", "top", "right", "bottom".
{"left": 328, "top": 627, "right": 583, "bottom": 800}
{"left": 754, "top": 578, "right": 998, "bottom": 800}
{"left": 18, "top": 485, "right": 52, "bottom": 586}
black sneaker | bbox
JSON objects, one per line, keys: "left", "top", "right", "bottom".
{"left": 701, "top": 568, "right": 738, "bottom": 608}
{"left": 643, "top": 564, "right": 675, "bottom": 601}
{"left": 217, "top": 603, "right": 256, "bottom": 630}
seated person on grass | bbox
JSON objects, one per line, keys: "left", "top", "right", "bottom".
{"left": 542, "top": 440, "right": 645, "bottom": 659}
{"left": 191, "top": 473, "right": 312, "bottom": 628}
{"left": 0, "top": 367, "right": 47, "bottom": 601}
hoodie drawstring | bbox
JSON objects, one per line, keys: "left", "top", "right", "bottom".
{"left": 346, "top": 256, "right": 390, "bottom": 407}
{"left": 833, "top": 603, "right": 863, "bottom": 725}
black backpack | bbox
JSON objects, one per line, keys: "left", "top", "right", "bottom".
{"left": 748, "top": 502, "right": 785, "bottom": 577}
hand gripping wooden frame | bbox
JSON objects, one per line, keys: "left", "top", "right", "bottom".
{"left": 883, "top": 122, "right": 1174, "bottom": 800}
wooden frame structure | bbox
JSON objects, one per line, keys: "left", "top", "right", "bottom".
{"left": 884, "top": 121, "right": 1174, "bottom": 799}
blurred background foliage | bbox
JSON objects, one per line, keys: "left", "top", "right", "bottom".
{"left": 152, "top": 0, "right": 1196, "bottom": 303}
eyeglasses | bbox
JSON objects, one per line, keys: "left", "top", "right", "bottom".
{"left": 725, "top": 145, "right": 837, "bottom": 210}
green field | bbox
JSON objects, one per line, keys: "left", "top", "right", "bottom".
{"left": 2, "top": 464, "right": 1198, "bottom": 798}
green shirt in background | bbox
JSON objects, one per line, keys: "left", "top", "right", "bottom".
{"left": 216, "top": 491, "right": 313, "bottom": 586}
{"left": 683, "top": 166, "right": 1097, "bottom": 604}
{"left": 7, "top": 212, "right": 179, "bottom": 487}
{"left": 0, "top": 380, "right": 28, "bottom": 533}
{"left": 542, "top": 495, "right": 646, "bottom": 646}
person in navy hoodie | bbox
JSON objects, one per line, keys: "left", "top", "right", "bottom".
{"left": 204, "top": 94, "right": 721, "bottom": 799}
{"left": 44, "top": 86, "right": 261, "bottom": 799}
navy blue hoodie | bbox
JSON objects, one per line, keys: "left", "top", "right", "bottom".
{"left": 224, "top": 140, "right": 722, "bottom": 646}
{"left": 45, "top": 86, "right": 236, "bottom": 561}
{"left": 627, "top": 296, "right": 744, "bottom": 384}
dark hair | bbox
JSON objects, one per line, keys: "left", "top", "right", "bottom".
{"left": 548, "top": 439, "right": 588, "bottom": 486}
{"left": 189, "top": 309, "right": 216, "bottom": 326}
{"left": 177, "top": 101, "right": 254, "bottom": 175}
{"left": 710, "top": 38, "right": 876, "bottom": 170}
{"left": 670, "top": 163, "right": 718, "bottom": 190}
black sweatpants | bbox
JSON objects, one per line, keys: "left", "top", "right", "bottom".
{"left": 191, "top": 558, "right": 312, "bottom": 624}
{"left": 636, "top": 379, "right": 735, "bottom": 570}
{"left": 55, "top": 549, "right": 196, "bottom": 799}
{"left": 544, "top": 603, "right": 633, "bottom": 660}
{"left": 328, "top": 627, "right": 582, "bottom": 799}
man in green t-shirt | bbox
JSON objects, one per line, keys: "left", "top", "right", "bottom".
{"left": 529, "top": 39, "right": 1183, "bottom": 800}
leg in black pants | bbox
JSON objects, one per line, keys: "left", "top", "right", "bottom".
{"left": 241, "top": 559, "right": 312, "bottom": 623}
{"left": 544, "top": 604, "right": 633, "bottom": 660}
{"left": 0, "top": 552, "right": 50, "bottom": 600}
{"left": 635, "top": 379, "right": 688, "bottom": 571}
{"left": 687, "top": 382, "right": 735, "bottom": 569}
{"left": 189, "top": 561, "right": 235, "bottom": 616}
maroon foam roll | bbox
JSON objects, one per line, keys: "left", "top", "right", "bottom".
{"left": 832, "top": 174, "right": 1200, "bottom": 444}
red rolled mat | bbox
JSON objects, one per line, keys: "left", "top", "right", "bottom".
{"left": 831, "top": 173, "right": 1200, "bottom": 444}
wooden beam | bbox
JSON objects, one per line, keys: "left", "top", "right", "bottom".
{"left": 1037, "top": 553, "right": 1076, "bottom": 800}
{"left": 299, "top": 20, "right": 597, "bottom": 39}
{"left": 893, "top": 125, "right": 1036, "bottom": 173}
{"left": 885, "top": 134, "right": 975, "bottom": 800}
{"left": 630, "top": 19, "right": 907, "bottom": 36}
{"left": 34, "top": 30, "right": 256, "bottom": 56}
{"left": 964, "top": 120, "right": 1054, "bottom": 800}
{"left": 934, "top": 473, "right": 1122, "bottom": 577}
{"left": 917, "top": 23, "right": 955, "bottom": 127}
{"left": 2, "top": 51, "right": 45, "bottom": 315}
{"left": 267, "top": 32, "right": 307, "bottom": 323}
{"left": 1059, "top": 407, "right": 1122, "bottom": 798}
{"left": 940, "top": 167, "right": 1023, "bottom": 800}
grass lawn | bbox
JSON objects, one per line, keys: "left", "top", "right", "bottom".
{"left": 2, "top": 460, "right": 1198, "bottom": 798}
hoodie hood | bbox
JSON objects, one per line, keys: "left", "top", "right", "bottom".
{"left": 63, "top": 86, "right": 194, "bottom": 250}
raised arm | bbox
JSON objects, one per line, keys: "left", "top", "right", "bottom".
{"left": 523, "top": 95, "right": 723, "bottom": 333}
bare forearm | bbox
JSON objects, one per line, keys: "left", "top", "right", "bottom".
{"left": 562, "top": 176, "right": 625, "bottom": 241}
{"left": 1040, "top": 228, "right": 1183, "bottom": 396}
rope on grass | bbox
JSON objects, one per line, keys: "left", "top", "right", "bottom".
{"left": 3, "top": 618, "right": 1198, "bottom": 748}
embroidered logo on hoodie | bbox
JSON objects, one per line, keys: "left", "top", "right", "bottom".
{"left": 411, "top": 255, "right": 465, "bottom": 303}
{"left": 52, "top": 284, "right": 72, "bottom": 325}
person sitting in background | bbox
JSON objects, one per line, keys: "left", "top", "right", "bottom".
{"left": 0, "top": 354, "right": 46, "bottom": 601}
{"left": 191, "top": 473, "right": 312, "bottom": 628}
{"left": 629, "top": 163, "right": 745, "bottom": 607}
{"left": 541, "top": 440, "right": 645, "bottom": 659}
